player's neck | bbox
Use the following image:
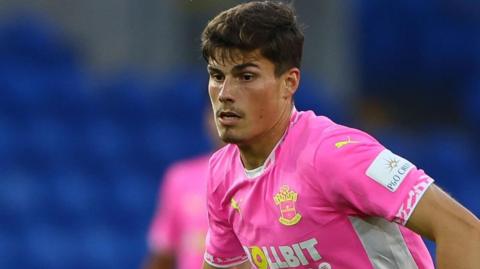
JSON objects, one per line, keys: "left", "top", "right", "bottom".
{"left": 238, "top": 105, "right": 293, "bottom": 170}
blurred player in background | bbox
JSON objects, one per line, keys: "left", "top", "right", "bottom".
{"left": 201, "top": 1, "right": 480, "bottom": 269}
{"left": 142, "top": 105, "right": 222, "bottom": 269}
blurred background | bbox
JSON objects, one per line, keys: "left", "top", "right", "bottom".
{"left": 0, "top": 0, "right": 478, "bottom": 268}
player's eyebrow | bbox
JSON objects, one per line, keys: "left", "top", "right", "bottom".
{"left": 207, "top": 62, "right": 260, "bottom": 74}
{"left": 207, "top": 66, "right": 222, "bottom": 74}
{"left": 231, "top": 62, "right": 260, "bottom": 73}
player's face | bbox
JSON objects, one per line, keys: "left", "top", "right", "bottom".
{"left": 207, "top": 50, "right": 297, "bottom": 145}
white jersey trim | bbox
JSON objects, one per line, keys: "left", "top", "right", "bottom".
{"left": 395, "top": 176, "right": 434, "bottom": 225}
{"left": 203, "top": 252, "right": 249, "bottom": 268}
{"left": 244, "top": 164, "right": 266, "bottom": 179}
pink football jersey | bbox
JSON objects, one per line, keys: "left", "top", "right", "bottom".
{"left": 204, "top": 109, "right": 435, "bottom": 269}
{"left": 148, "top": 155, "right": 209, "bottom": 269}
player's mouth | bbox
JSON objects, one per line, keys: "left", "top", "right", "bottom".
{"left": 217, "top": 110, "right": 242, "bottom": 126}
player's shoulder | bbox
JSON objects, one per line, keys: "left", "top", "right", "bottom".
{"left": 207, "top": 144, "right": 238, "bottom": 190}
{"left": 321, "top": 122, "right": 379, "bottom": 147}
{"left": 209, "top": 143, "right": 236, "bottom": 166}
{"left": 294, "top": 110, "right": 376, "bottom": 144}
{"left": 164, "top": 154, "right": 210, "bottom": 180}
{"left": 296, "top": 110, "right": 335, "bottom": 136}
{"left": 313, "top": 123, "right": 385, "bottom": 175}
{"left": 294, "top": 110, "right": 381, "bottom": 156}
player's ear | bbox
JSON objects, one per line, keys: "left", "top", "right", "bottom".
{"left": 282, "top": 67, "right": 300, "bottom": 99}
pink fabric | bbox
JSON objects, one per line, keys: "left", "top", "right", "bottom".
{"left": 148, "top": 155, "right": 209, "bottom": 269}
{"left": 205, "top": 109, "right": 435, "bottom": 268}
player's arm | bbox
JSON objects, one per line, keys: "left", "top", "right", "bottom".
{"left": 406, "top": 184, "right": 480, "bottom": 269}
{"left": 142, "top": 253, "right": 175, "bottom": 269}
{"left": 202, "top": 261, "right": 251, "bottom": 269}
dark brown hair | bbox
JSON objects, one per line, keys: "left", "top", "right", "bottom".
{"left": 201, "top": 1, "right": 304, "bottom": 76}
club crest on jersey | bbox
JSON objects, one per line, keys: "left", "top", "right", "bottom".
{"left": 274, "top": 185, "right": 302, "bottom": 226}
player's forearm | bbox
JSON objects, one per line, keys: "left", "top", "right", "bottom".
{"left": 406, "top": 184, "right": 480, "bottom": 268}
{"left": 435, "top": 222, "right": 480, "bottom": 269}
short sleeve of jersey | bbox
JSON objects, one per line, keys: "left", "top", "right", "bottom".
{"left": 314, "top": 125, "right": 434, "bottom": 225}
{"left": 204, "top": 154, "right": 249, "bottom": 267}
{"left": 147, "top": 167, "right": 180, "bottom": 253}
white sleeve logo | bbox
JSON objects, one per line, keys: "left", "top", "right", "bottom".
{"left": 365, "top": 149, "right": 414, "bottom": 192}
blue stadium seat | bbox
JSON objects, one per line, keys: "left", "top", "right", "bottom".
{"left": 78, "top": 226, "right": 126, "bottom": 268}
{"left": 49, "top": 168, "right": 98, "bottom": 218}
{"left": 82, "top": 118, "right": 131, "bottom": 162}
{"left": 356, "top": 0, "right": 480, "bottom": 104}
{"left": 107, "top": 167, "right": 157, "bottom": 218}
{"left": 152, "top": 67, "right": 207, "bottom": 122}
{"left": 417, "top": 129, "right": 475, "bottom": 188}
{"left": 6, "top": 6, "right": 479, "bottom": 268}
{"left": 25, "top": 224, "right": 79, "bottom": 269}
{"left": 0, "top": 116, "right": 18, "bottom": 160}
{"left": 22, "top": 115, "right": 75, "bottom": 164}
{"left": 93, "top": 72, "right": 154, "bottom": 125}
{"left": 461, "top": 77, "right": 480, "bottom": 130}
{"left": 0, "top": 169, "right": 44, "bottom": 216}
{"left": 0, "top": 12, "right": 78, "bottom": 69}
{"left": 295, "top": 73, "right": 350, "bottom": 123}
{"left": 0, "top": 230, "right": 22, "bottom": 268}
{"left": 420, "top": 24, "right": 479, "bottom": 83}
{"left": 0, "top": 70, "right": 46, "bottom": 116}
{"left": 141, "top": 121, "right": 208, "bottom": 163}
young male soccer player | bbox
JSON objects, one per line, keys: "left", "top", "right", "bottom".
{"left": 201, "top": 1, "right": 480, "bottom": 269}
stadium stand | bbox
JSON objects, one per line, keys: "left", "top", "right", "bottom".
{"left": 0, "top": 4, "right": 478, "bottom": 268}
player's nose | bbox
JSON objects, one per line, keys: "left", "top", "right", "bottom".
{"left": 218, "top": 77, "right": 235, "bottom": 103}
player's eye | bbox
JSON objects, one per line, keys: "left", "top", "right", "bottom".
{"left": 241, "top": 73, "right": 255, "bottom": 81}
{"left": 210, "top": 73, "right": 224, "bottom": 82}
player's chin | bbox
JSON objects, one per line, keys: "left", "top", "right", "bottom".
{"left": 219, "top": 131, "right": 244, "bottom": 144}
